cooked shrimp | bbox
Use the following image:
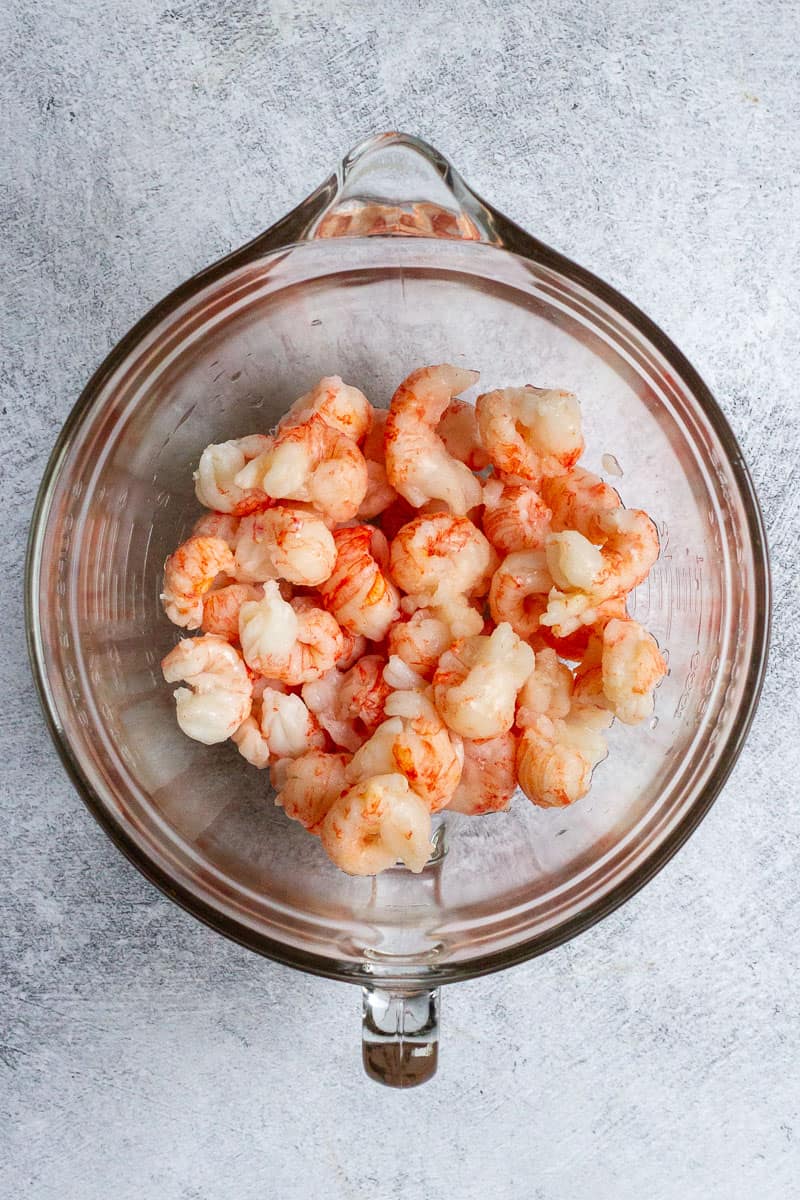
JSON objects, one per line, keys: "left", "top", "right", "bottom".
{"left": 194, "top": 434, "right": 273, "bottom": 515}
{"left": 516, "top": 714, "right": 606, "bottom": 809}
{"left": 191, "top": 511, "right": 240, "bottom": 548}
{"left": 592, "top": 509, "right": 660, "bottom": 596}
{"left": 231, "top": 679, "right": 324, "bottom": 771}
{"left": 545, "top": 531, "right": 606, "bottom": 593}
{"left": 535, "top": 595, "right": 627, "bottom": 662}
{"left": 345, "top": 689, "right": 461, "bottom": 813}
{"left": 231, "top": 712, "right": 271, "bottom": 769}
{"left": 387, "top": 608, "right": 452, "bottom": 679}
{"left": 601, "top": 617, "right": 667, "bottom": 724}
{"left": 570, "top": 646, "right": 615, "bottom": 734}
{"left": 278, "top": 376, "right": 372, "bottom": 443}
{"left": 383, "top": 689, "right": 463, "bottom": 812}
{"left": 317, "top": 525, "right": 400, "bottom": 641}
{"left": 282, "top": 595, "right": 345, "bottom": 684}
{"left": 267, "top": 690, "right": 326, "bottom": 755}
{"left": 488, "top": 550, "right": 553, "bottom": 639}
{"left": 233, "top": 506, "right": 336, "bottom": 586}
{"left": 548, "top": 509, "right": 659, "bottom": 598}
{"left": 447, "top": 732, "right": 517, "bottom": 815}
{"left": 516, "top": 647, "right": 574, "bottom": 727}
{"left": 539, "top": 590, "right": 629, "bottom": 644}
{"left": 382, "top": 655, "right": 428, "bottom": 692}
{"left": 346, "top": 716, "right": 403, "bottom": 780}
{"left": 389, "top": 512, "right": 494, "bottom": 640}
{"left": 234, "top": 414, "right": 368, "bottom": 524}
{"left": 399, "top": 590, "right": 484, "bottom": 641}
{"left": 201, "top": 582, "right": 263, "bottom": 640}
{"left": 482, "top": 480, "right": 551, "bottom": 553}
{"left": 273, "top": 750, "right": 351, "bottom": 832}
{"left": 476, "top": 386, "right": 583, "bottom": 482}
{"left": 437, "top": 398, "right": 490, "bottom": 470}
{"left": 302, "top": 655, "right": 391, "bottom": 752}
{"left": 238, "top": 580, "right": 343, "bottom": 684}
{"left": 542, "top": 510, "right": 660, "bottom": 637}
{"left": 238, "top": 581, "right": 298, "bottom": 675}
{"left": 541, "top": 467, "right": 621, "bottom": 542}
{"left": 433, "top": 623, "right": 535, "bottom": 739}
{"left": 358, "top": 409, "right": 397, "bottom": 519}
{"left": 338, "top": 655, "right": 392, "bottom": 737}
{"left": 516, "top": 629, "right": 619, "bottom": 806}
{"left": 538, "top": 591, "right": 598, "bottom": 640}
{"left": 162, "top": 362, "right": 669, "bottom": 860}
{"left": 385, "top": 364, "right": 483, "bottom": 514}
{"left": 301, "top": 669, "right": 360, "bottom": 751}
{"left": 319, "top": 773, "right": 433, "bottom": 875}
{"left": 162, "top": 535, "right": 236, "bottom": 629}
{"left": 389, "top": 512, "right": 495, "bottom": 601}
{"left": 161, "top": 634, "right": 252, "bottom": 745}
{"left": 235, "top": 686, "right": 325, "bottom": 766}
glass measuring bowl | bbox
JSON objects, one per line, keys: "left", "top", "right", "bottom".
{"left": 27, "top": 133, "right": 770, "bottom": 1087}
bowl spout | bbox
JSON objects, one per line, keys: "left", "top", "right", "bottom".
{"left": 243, "top": 131, "right": 508, "bottom": 256}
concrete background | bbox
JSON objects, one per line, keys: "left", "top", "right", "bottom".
{"left": 3, "top": 1, "right": 798, "bottom": 1197}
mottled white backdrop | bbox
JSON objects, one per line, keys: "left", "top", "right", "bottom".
{"left": 2, "top": 2, "right": 798, "bottom": 1198}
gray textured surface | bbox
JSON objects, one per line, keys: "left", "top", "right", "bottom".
{"left": 3, "top": 2, "right": 798, "bottom": 1197}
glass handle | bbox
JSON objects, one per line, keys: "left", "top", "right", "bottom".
{"left": 361, "top": 985, "right": 440, "bottom": 1088}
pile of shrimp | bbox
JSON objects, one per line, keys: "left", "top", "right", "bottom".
{"left": 161, "top": 368, "right": 667, "bottom": 876}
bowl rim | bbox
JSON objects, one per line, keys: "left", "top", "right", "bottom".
{"left": 26, "top": 207, "right": 771, "bottom": 988}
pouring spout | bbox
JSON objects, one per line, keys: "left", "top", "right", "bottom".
{"left": 236, "top": 131, "right": 512, "bottom": 258}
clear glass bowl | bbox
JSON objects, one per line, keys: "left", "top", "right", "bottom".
{"left": 27, "top": 133, "right": 770, "bottom": 1087}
